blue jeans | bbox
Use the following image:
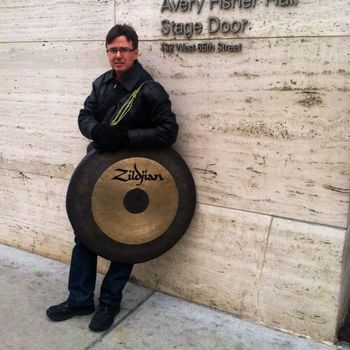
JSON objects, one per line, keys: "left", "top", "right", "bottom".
{"left": 67, "top": 237, "right": 133, "bottom": 307}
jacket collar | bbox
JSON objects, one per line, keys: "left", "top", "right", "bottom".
{"left": 103, "top": 60, "right": 145, "bottom": 92}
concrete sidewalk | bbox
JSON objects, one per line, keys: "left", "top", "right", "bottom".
{"left": 0, "top": 244, "right": 349, "bottom": 350}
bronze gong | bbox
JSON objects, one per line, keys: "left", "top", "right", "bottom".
{"left": 66, "top": 147, "right": 196, "bottom": 264}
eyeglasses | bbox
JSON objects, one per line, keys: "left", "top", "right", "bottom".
{"left": 106, "top": 47, "right": 135, "bottom": 55}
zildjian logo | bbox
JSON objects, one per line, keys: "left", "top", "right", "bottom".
{"left": 111, "top": 163, "right": 164, "bottom": 186}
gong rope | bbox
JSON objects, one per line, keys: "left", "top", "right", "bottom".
{"left": 110, "top": 80, "right": 151, "bottom": 126}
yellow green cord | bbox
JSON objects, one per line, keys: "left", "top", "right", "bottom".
{"left": 110, "top": 81, "right": 151, "bottom": 126}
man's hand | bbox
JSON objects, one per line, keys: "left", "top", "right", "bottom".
{"left": 91, "top": 123, "right": 129, "bottom": 151}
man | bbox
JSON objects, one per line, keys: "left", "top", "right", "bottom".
{"left": 46, "top": 24, "right": 178, "bottom": 332}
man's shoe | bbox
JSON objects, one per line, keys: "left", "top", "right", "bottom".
{"left": 89, "top": 304, "right": 120, "bottom": 332}
{"left": 46, "top": 301, "right": 95, "bottom": 321}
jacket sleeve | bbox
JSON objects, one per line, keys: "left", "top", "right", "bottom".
{"left": 128, "top": 82, "right": 178, "bottom": 148}
{"left": 78, "top": 82, "right": 100, "bottom": 139}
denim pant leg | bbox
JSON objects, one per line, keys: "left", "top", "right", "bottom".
{"left": 99, "top": 261, "right": 133, "bottom": 307}
{"left": 67, "top": 237, "right": 97, "bottom": 306}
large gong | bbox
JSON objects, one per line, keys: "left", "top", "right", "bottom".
{"left": 66, "top": 147, "right": 196, "bottom": 264}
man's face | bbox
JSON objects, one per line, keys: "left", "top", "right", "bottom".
{"left": 106, "top": 35, "right": 138, "bottom": 76}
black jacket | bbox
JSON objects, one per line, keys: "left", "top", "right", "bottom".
{"left": 78, "top": 60, "right": 178, "bottom": 148}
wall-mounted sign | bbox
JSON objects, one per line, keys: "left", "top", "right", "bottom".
{"left": 159, "top": 0, "right": 299, "bottom": 53}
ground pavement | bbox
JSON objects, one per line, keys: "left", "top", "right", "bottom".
{"left": 0, "top": 244, "right": 349, "bottom": 350}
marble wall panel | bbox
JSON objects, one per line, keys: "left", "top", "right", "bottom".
{"left": 258, "top": 218, "right": 346, "bottom": 342}
{"left": 0, "top": 0, "right": 114, "bottom": 42}
{"left": 0, "top": 168, "right": 73, "bottom": 262}
{"left": 1, "top": 38, "right": 348, "bottom": 227}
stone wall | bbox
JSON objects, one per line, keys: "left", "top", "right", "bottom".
{"left": 0, "top": 0, "right": 349, "bottom": 343}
